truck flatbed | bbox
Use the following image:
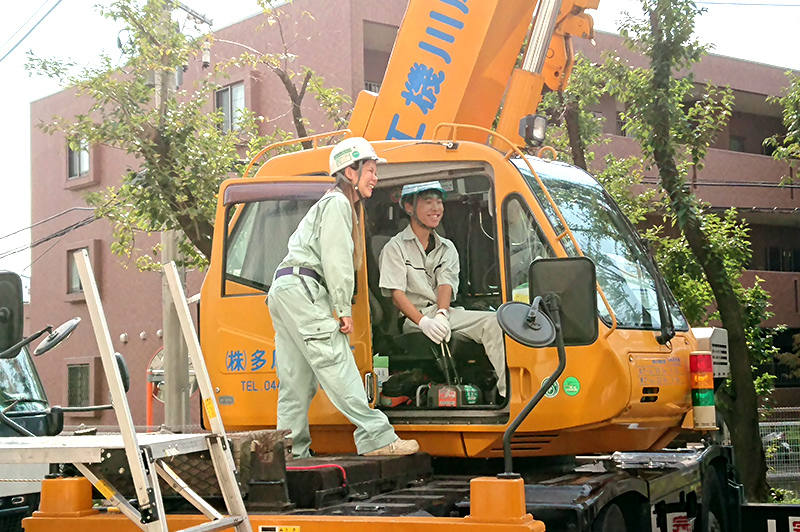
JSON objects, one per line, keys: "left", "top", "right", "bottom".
{"left": 0, "top": 434, "right": 210, "bottom": 465}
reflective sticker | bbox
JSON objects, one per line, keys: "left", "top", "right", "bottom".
{"left": 95, "top": 479, "right": 115, "bottom": 501}
{"left": 204, "top": 397, "right": 217, "bottom": 419}
{"left": 542, "top": 378, "right": 559, "bottom": 398}
{"left": 563, "top": 377, "right": 580, "bottom": 396}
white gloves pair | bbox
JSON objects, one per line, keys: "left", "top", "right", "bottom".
{"left": 419, "top": 313, "right": 451, "bottom": 344}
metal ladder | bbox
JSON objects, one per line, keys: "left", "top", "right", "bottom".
{"left": 70, "top": 249, "right": 252, "bottom": 532}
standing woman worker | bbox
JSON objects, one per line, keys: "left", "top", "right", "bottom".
{"left": 267, "top": 137, "right": 419, "bottom": 459}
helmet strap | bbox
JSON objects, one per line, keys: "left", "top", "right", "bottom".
{"left": 353, "top": 165, "right": 365, "bottom": 201}
{"left": 336, "top": 163, "right": 365, "bottom": 201}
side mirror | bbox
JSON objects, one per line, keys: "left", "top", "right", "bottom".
{"left": 527, "top": 257, "right": 598, "bottom": 346}
{"left": 0, "top": 272, "right": 23, "bottom": 353}
{"left": 34, "top": 318, "right": 81, "bottom": 356}
{"left": 497, "top": 257, "right": 598, "bottom": 348}
{"left": 495, "top": 256, "right": 597, "bottom": 476}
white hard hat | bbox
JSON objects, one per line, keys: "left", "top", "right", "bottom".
{"left": 400, "top": 181, "right": 446, "bottom": 205}
{"left": 329, "top": 137, "right": 386, "bottom": 176}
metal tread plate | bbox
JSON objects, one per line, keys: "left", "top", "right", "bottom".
{"left": 0, "top": 433, "right": 210, "bottom": 464}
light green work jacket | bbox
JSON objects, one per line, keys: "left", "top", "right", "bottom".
{"left": 275, "top": 189, "right": 355, "bottom": 318}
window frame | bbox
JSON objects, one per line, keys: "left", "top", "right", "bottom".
{"left": 67, "top": 249, "right": 86, "bottom": 295}
{"left": 67, "top": 139, "right": 90, "bottom": 179}
{"left": 221, "top": 180, "right": 330, "bottom": 297}
{"left": 65, "top": 240, "right": 101, "bottom": 303}
{"left": 216, "top": 82, "right": 245, "bottom": 132}
{"left": 501, "top": 193, "right": 555, "bottom": 302}
{"left": 63, "top": 355, "right": 102, "bottom": 418}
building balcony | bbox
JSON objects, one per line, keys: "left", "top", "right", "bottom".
{"left": 594, "top": 136, "right": 799, "bottom": 215}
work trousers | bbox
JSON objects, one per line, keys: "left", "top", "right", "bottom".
{"left": 267, "top": 274, "right": 397, "bottom": 458}
{"left": 404, "top": 306, "right": 507, "bottom": 397}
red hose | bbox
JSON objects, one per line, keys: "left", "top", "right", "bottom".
{"left": 285, "top": 464, "right": 348, "bottom": 486}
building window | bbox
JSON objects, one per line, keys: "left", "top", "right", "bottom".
{"left": 764, "top": 247, "right": 800, "bottom": 272}
{"left": 68, "top": 140, "right": 90, "bottom": 178}
{"left": 216, "top": 82, "right": 245, "bottom": 132}
{"left": 615, "top": 113, "right": 634, "bottom": 137}
{"left": 67, "top": 248, "right": 87, "bottom": 294}
{"left": 67, "top": 363, "right": 90, "bottom": 407}
{"left": 729, "top": 136, "right": 746, "bottom": 153}
{"left": 365, "top": 81, "right": 382, "bottom": 93}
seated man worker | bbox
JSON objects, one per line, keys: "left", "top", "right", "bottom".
{"left": 378, "top": 181, "right": 507, "bottom": 398}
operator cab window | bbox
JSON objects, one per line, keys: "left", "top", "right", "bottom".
{"left": 222, "top": 182, "right": 330, "bottom": 296}
{"left": 365, "top": 169, "right": 507, "bottom": 417}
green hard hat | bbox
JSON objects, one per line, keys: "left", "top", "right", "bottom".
{"left": 400, "top": 181, "right": 446, "bottom": 205}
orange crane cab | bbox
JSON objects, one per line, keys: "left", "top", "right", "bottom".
{"left": 200, "top": 128, "right": 720, "bottom": 459}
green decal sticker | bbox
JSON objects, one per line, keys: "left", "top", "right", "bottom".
{"left": 563, "top": 377, "right": 580, "bottom": 396}
{"left": 465, "top": 385, "right": 479, "bottom": 405}
{"left": 542, "top": 378, "right": 559, "bottom": 398}
{"left": 351, "top": 150, "right": 360, "bottom": 159}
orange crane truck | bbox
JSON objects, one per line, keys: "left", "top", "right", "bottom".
{"left": 14, "top": 0, "right": 754, "bottom": 531}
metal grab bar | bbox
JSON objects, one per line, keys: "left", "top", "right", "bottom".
{"left": 241, "top": 129, "right": 352, "bottom": 179}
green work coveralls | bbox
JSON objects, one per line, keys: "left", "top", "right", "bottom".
{"left": 267, "top": 189, "right": 398, "bottom": 458}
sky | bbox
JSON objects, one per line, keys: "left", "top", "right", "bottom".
{"left": 0, "top": 0, "right": 798, "bottom": 277}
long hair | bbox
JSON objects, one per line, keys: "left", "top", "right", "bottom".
{"left": 332, "top": 162, "right": 364, "bottom": 270}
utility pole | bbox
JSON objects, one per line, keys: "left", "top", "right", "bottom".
{"left": 161, "top": 230, "right": 190, "bottom": 431}
{"left": 155, "top": 1, "right": 211, "bottom": 432}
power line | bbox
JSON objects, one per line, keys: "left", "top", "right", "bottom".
{"left": 0, "top": 0, "right": 51, "bottom": 54}
{"left": 0, "top": 215, "right": 97, "bottom": 261}
{"left": 0, "top": 207, "right": 96, "bottom": 242}
{"left": 0, "top": 0, "right": 64, "bottom": 65}
{"left": 23, "top": 232, "right": 67, "bottom": 273}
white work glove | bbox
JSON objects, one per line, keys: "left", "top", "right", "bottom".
{"left": 433, "top": 313, "right": 451, "bottom": 342}
{"left": 419, "top": 315, "right": 447, "bottom": 344}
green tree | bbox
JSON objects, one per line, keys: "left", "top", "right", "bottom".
{"left": 541, "top": 47, "right": 780, "bottom": 419}
{"left": 539, "top": 55, "right": 655, "bottom": 224}
{"left": 26, "top": 0, "right": 350, "bottom": 269}
{"left": 766, "top": 73, "right": 800, "bottom": 176}
{"left": 606, "top": 0, "right": 768, "bottom": 500}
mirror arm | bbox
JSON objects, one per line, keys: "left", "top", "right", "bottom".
{"left": 60, "top": 404, "right": 114, "bottom": 413}
{"left": 0, "top": 325, "right": 53, "bottom": 359}
{"left": 500, "top": 294, "right": 567, "bottom": 478}
{"left": 0, "top": 407, "right": 35, "bottom": 437}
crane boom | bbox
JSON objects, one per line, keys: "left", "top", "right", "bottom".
{"left": 349, "top": 0, "right": 598, "bottom": 146}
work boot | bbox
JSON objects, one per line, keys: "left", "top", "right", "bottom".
{"left": 363, "top": 438, "right": 419, "bottom": 456}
